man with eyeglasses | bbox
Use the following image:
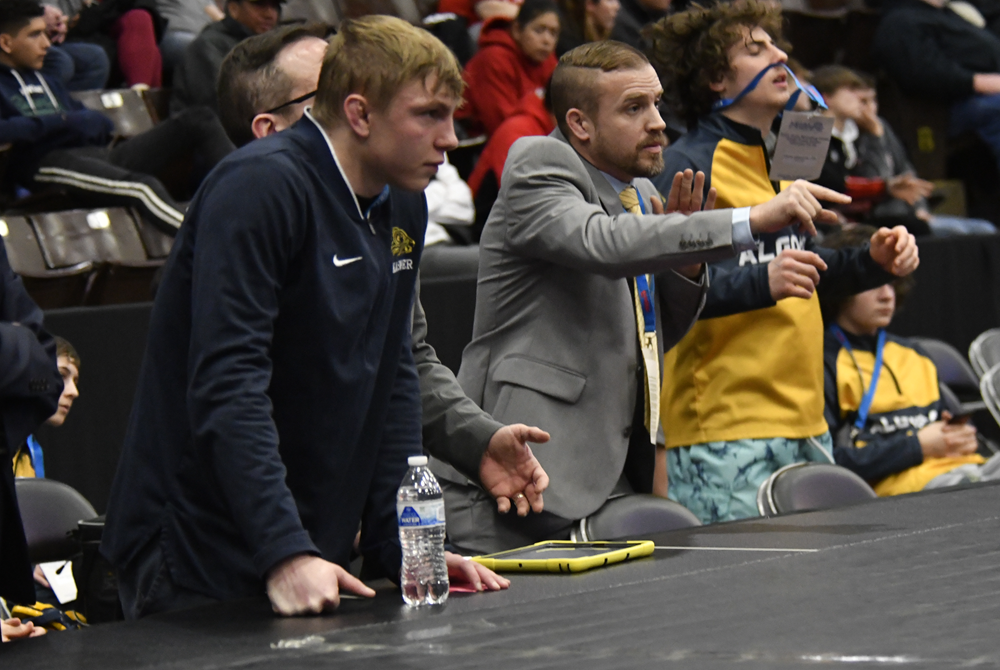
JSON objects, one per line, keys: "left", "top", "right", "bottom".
{"left": 216, "top": 23, "right": 327, "bottom": 147}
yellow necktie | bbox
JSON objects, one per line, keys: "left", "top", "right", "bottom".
{"left": 619, "top": 186, "right": 659, "bottom": 445}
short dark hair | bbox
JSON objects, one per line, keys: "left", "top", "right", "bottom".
{"left": 0, "top": 0, "right": 45, "bottom": 37}
{"left": 54, "top": 336, "right": 80, "bottom": 369}
{"left": 810, "top": 65, "right": 870, "bottom": 97}
{"left": 549, "top": 40, "right": 649, "bottom": 138}
{"left": 645, "top": 0, "right": 783, "bottom": 129}
{"left": 516, "top": 0, "right": 560, "bottom": 28}
{"left": 217, "top": 23, "right": 330, "bottom": 147}
{"left": 818, "top": 224, "right": 915, "bottom": 325}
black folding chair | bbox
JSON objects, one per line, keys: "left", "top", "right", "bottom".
{"left": 570, "top": 494, "right": 701, "bottom": 541}
{"left": 757, "top": 463, "right": 877, "bottom": 518}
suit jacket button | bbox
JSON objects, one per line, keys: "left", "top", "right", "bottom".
{"left": 623, "top": 427, "right": 632, "bottom": 438}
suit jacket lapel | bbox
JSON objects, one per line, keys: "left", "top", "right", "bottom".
{"left": 550, "top": 128, "right": 627, "bottom": 215}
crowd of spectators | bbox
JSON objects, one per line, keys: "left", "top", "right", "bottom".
{"left": 2, "top": 0, "right": 1000, "bottom": 642}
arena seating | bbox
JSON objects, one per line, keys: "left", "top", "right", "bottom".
{"left": 70, "top": 89, "right": 156, "bottom": 139}
{"left": 2, "top": 208, "right": 170, "bottom": 307}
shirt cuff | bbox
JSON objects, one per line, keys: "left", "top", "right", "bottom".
{"left": 731, "top": 207, "right": 755, "bottom": 252}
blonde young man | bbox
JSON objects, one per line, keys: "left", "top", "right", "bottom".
{"left": 102, "top": 16, "right": 506, "bottom": 619}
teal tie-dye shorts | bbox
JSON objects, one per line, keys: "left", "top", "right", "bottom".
{"left": 666, "top": 433, "right": 834, "bottom": 524}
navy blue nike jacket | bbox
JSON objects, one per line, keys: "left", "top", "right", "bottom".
{"left": 0, "top": 65, "right": 112, "bottom": 186}
{"left": 101, "top": 115, "right": 425, "bottom": 600}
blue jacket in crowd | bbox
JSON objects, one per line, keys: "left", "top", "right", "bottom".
{"left": 0, "top": 64, "right": 112, "bottom": 187}
{"left": 101, "top": 115, "right": 425, "bottom": 600}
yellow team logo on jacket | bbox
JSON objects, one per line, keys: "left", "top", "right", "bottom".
{"left": 391, "top": 227, "right": 415, "bottom": 256}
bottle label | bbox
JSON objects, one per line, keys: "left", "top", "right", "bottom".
{"left": 397, "top": 500, "right": 446, "bottom": 527}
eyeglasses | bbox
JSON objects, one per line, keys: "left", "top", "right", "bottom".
{"left": 259, "top": 89, "right": 317, "bottom": 117}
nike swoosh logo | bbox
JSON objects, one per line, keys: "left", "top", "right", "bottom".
{"left": 332, "top": 255, "right": 362, "bottom": 267}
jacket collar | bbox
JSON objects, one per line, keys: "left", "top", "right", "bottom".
{"left": 284, "top": 111, "right": 385, "bottom": 228}
{"left": 551, "top": 127, "right": 628, "bottom": 215}
{"left": 699, "top": 112, "right": 768, "bottom": 148}
{"left": 219, "top": 16, "right": 255, "bottom": 39}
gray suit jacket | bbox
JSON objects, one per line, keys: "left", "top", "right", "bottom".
{"left": 412, "top": 276, "right": 502, "bottom": 482}
{"left": 436, "top": 130, "right": 738, "bottom": 521}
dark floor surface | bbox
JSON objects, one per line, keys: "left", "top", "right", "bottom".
{"left": 4, "top": 482, "right": 1000, "bottom": 669}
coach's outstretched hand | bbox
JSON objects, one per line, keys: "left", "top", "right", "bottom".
{"left": 749, "top": 180, "right": 851, "bottom": 237}
{"left": 482, "top": 424, "right": 551, "bottom": 516}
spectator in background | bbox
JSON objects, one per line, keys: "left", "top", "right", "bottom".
{"left": 46, "top": 0, "right": 165, "bottom": 88}
{"left": 467, "top": 85, "right": 555, "bottom": 232}
{"left": 171, "top": 0, "right": 282, "bottom": 115}
{"left": 812, "top": 65, "right": 997, "bottom": 236}
{"left": 11, "top": 337, "right": 80, "bottom": 479}
{"left": 457, "top": 0, "right": 559, "bottom": 137}
{"left": 0, "top": 235, "right": 63, "bottom": 610}
{"left": 821, "top": 225, "right": 1000, "bottom": 495}
{"left": 610, "top": 0, "right": 668, "bottom": 50}
{"left": 438, "top": 0, "right": 523, "bottom": 36}
{"left": 873, "top": 0, "right": 1000, "bottom": 180}
{"left": 39, "top": 3, "right": 109, "bottom": 90}
{"left": 556, "top": 0, "right": 620, "bottom": 55}
{"left": 646, "top": 0, "right": 919, "bottom": 524}
{"left": 157, "top": 0, "right": 224, "bottom": 70}
{"left": 0, "top": 0, "right": 234, "bottom": 234}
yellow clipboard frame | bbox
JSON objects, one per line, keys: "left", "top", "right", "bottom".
{"left": 470, "top": 540, "right": 654, "bottom": 573}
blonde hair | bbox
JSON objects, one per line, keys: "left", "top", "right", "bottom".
{"left": 312, "top": 15, "right": 464, "bottom": 127}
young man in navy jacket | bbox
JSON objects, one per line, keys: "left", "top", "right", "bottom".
{"left": 102, "top": 15, "right": 508, "bottom": 619}
{"left": 0, "top": 0, "right": 233, "bottom": 234}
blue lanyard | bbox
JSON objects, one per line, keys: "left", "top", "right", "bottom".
{"left": 831, "top": 326, "right": 886, "bottom": 430}
{"left": 26, "top": 434, "right": 44, "bottom": 478}
{"left": 631, "top": 191, "right": 656, "bottom": 334}
{"left": 712, "top": 63, "right": 828, "bottom": 112}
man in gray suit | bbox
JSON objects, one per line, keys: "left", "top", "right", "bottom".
{"left": 434, "top": 40, "right": 850, "bottom": 554}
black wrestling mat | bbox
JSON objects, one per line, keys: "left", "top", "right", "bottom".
{"left": 6, "top": 482, "right": 999, "bottom": 669}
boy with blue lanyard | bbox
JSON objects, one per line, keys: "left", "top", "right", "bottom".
{"left": 644, "top": 0, "right": 921, "bottom": 524}
{"left": 820, "top": 225, "right": 1000, "bottom": 495}
{"left": 11, "top": 337, "right": 79, "bottom": 479}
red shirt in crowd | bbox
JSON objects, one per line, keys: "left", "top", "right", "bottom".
{"left": 457, "top": 17, "right": 558, "bottom": 137}
{"left": 436, "top": 0, "right": 522, "bottom": 24}
{"left": 468, "top": 91, "right": 555, "bottom": 196}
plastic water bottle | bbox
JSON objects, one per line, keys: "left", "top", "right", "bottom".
{"left": 397, "top": 455, "right": 449, "bottom": 607}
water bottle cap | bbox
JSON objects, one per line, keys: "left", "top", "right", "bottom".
{"left": 407, "top": 455, "right": 428, "bottom": 466}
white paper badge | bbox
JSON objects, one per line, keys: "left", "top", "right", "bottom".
{"left": 39, "top": 560, "right": 77, "bottom": 604}
{"left": 768, "top": 111, "right": 835, "bottom": 181}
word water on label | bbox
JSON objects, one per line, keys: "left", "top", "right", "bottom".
{"left": 397, "top": 500, "right": 445, "bottom": 527}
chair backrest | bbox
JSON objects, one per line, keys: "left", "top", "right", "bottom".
{"left": 133, "top": 211, "right": 174, "bottom": 260}
{"left": 70, "top": 89, "right": 155, "bottom": 138}
{"left": 1, "top": 215, "right": 48, "bottom": 275}
{"left": 573, "top": 494, "right": 701, "bottom": 542}
{"left": 757, "top": 463, "right": 877, "bottom": 518}
{"left": 910, "top": 337, "right": 982, "bottom": 393}
{"left": 31, "top": 208, "right": 150, "bottom": 267}
{"left": 982, "top": 364, "right": 1000, "bottom": 430}
{"left": 14, "top": 478, "right": 97, "bottom": 564}
{"left": 970, "top": 329, "right": 1000, "bottom": 379}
